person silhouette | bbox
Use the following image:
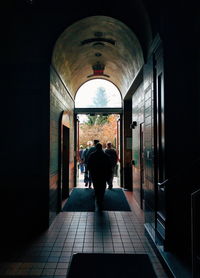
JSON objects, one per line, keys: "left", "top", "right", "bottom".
{"left": 78, "top": 145, "right": 85, "bottom": 174}
{"left": 104, "top": 142, "right": 118, "bottom": 189}
{"left": 82, "top": 139, "right": 100, "bottom": 188}
{"left": 85, "top": 139, "right": 99, "bottom": 159}
{"left": 87, "top": 143, "right": 112, "bottom": 211}
{"left": 82, "top": 141, "right": 93, "bottom": 188}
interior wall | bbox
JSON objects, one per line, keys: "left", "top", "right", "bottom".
{"left": 142, "top": 54, "right": 155, "bottom": 239}
{"left": 132, "top": 83, "right": 144, "bottom": 206}
{"left": 0, "top": 7, "right": 58, "bottom": 242}
{"left": 131, "top": 52, "right": 156, "bottom": 240}
{"left": 0, "top": 64, "right": 50, "bottom": 243}
{"left": 50, "top": 67, "right": 75, "bottom": 224}
{"left": 123, "top": 100, "right": 133, "bottom": 190}
{"left": 162, "top": 16, "right": 200, "bottom": 257}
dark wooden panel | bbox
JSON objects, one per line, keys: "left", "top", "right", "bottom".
{"left": 50, "top": 67, "right": 75, "bottom": 219}
{"left": 132, "top": 83, "right": 144, "bottom": 207}
{"left": 143, "top": 54, "right": 156, "bottom": 239}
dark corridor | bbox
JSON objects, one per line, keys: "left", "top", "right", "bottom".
{"left": 0, "top": 1, "right": 200, "bottom": 278}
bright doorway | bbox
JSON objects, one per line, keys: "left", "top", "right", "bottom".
{"left": 76, "top": 113, "right": 121, "bottom": 188}
{"left": 74, "top": 79, "right": 123, "bottom": 189}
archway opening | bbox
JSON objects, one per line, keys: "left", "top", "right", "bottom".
{"left": 75, "top": 79, "right": 122, "bottom": 189}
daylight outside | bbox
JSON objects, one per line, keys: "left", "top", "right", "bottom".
{"left": 75, "top": 79, "right": 122, "bottom": 186}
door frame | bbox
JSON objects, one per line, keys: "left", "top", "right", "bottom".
{"left": 62, "top": 125, "right": 70, "bottom": 200}
{"left": 58, "top": 111, "right": 71, "bottom": 211}
{"left": 153, "top": 42, "right": 166, "bottom": 245}
{"left": 140, "top": 122, "right": 145, "bottom": 209}
{"left": 74, "top": 108, "right": 123, "bottom": 187}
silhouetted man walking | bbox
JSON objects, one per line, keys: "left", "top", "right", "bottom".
{"left": 82, "top": 139, "right": 99, "bottom": 188}
{"left": 105, "top": 142, "right": 118, "bottom": 189}
{"left": 87, "top": 143, "right": 112, "bottom": 211}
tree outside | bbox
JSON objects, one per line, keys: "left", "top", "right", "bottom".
{"left": 79, "top": 114, "right": 119, "bottom": 149}
{"left": 86, "top": 86, "right": 109, "bottom": 125}
{"left": 92, "top": 86, "right": 109, "bottom": 107}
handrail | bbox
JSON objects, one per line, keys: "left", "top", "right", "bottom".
{"left": 191, "top": 188, "right": 200, "bottom": 278}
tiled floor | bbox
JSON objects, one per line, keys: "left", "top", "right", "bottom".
{"left": 0, "top": 189, "right": 169, "bottom": 277}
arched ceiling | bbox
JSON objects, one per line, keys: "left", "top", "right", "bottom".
{"left": 52, "top": 16, "right": 145, "bottom": 98}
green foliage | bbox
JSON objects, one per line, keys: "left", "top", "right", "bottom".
{"left": 85, "top": 115, "right": 108, "bottom": 126}
{"left": 96, "top": 115, "right": 108, "bottom": 125}
{"left": 86, "top": 115, "right": 96, "bottom": 126}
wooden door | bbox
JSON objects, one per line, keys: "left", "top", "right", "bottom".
{"left": 154, "top": 44, "right": 166, "bottom": 243}
{"left": 62, "top": 125, "right": 70, "bottom": 200}
{"left": 140, "top": 122, "right": 145, "bottom": 209}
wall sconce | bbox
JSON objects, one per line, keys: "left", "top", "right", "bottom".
{"left": 130, "top": 121, "right": 137, "bottom": 129}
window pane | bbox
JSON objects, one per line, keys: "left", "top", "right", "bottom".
{"left": 75, "top": 79, "right": 122, "bottom": 108}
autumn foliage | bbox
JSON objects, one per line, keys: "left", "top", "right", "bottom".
{"left": 79, "top": 114, "right": 119, "bottom": 148}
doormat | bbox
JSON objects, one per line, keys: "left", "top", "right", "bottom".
{"left": 103, "top": 188, "right": 131, "bottom": 211}
{"left": 62, "top": 188, "right": 95, "bottom": 211}
{"left": 66, "top": 253, "right": 157, "bottom": 278}
{"left": 62, "top": 188, "right": 131, "bottom": 212}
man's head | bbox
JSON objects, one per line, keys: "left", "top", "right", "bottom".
{"left": 87, "top": 141, "right": 93, "bottom": 147}
{"left": 106, "top": 142, "right": 112, "bottom": 149}
{"left": 94, "top": 139, "right": 100, "bottom": 145}
{"left": 95, "top": 142, "right": 102, "bottom": 151}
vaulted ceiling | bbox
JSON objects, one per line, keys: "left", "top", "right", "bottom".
{"left": 52, "top": 16, "right": 147, "bottom": 98}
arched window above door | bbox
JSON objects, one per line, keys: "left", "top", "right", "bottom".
{"left": 75, "top": 79, "right": 122, "bottom": 108}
